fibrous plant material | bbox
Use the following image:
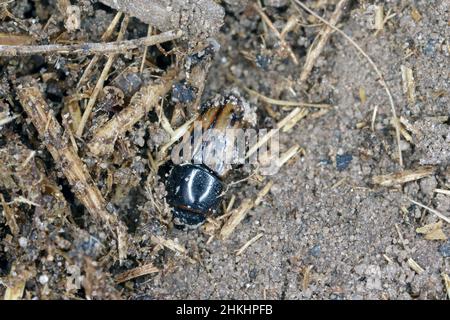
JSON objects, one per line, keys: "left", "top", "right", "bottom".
{"left": 76, "top": 15, "right": 130, "bottom": 137}
{"left": 77, "top": 11, "right": 123, "bottom": 88}
{"left": 372, "top": 166, "right": 435, "bottom": 187}
{"left": 98, "top": 0, "right": 224, "bottom": 40}
{"left": 242, "top": 85, "right": 331, "bottom": 109}
{"left": 88, "top": 70, "right": 178, "bottom": 157}
{"left": 252, "top": 2, "right": 299, "bottom": 65}
{"left": 3, "top": 278, "right": 26, "bottom": 300}
{"left": 0, "top": 33, "right": 33, "bottom": 45}
{"left": 401, "top": 65, "right": 416, "bottom": 104}
{"left": 229, "top": 73, "right": 330, "bottom": 108}
{"left": 435, "top": 189, "right": 450, "bottom": 196}
{"left": 293, "top": 0, "right": 404, "bottom": 167}
{"left": 299, "top": 0, "right": 348, "bottom": 82}
{"left": 0, "top": 30, "right": 182, "bottom": 56}
{"left": 16, "top": 83, "right": 116, "bottom": 227}
{"left": 115, "top": 263, "right": 160, "bottom": 284}
{"left": 0, "top": 193, "right": 18, "bottom": 236}
{"left": 220, "top": 198, "right": 254, "bottom": 240}
{"left": 443, "top": 273, "right": 450, "bottom": 299}
{"left": 236, "top": 233, "right": 264, "bottom": 256}
{"left": 408, "top": 198, "right": 450, "bottom": 224}
{"left": 220, "top": 180, "right": 273, "bottom": 240}
{"left": 407, "top": 258, "right": 424, "bottom": 274}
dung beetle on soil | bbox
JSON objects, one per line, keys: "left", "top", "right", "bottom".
{"left": 163, "top": 94, "right": 249, "bottom": 229}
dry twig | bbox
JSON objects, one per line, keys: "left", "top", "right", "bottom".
{"left": 0, "top": 30, "right": 182, "bottom": 56}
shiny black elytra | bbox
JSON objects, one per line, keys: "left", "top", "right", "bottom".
{"left": 164, "top": 95, "right": 246, "bottom": 229}
{"left": 165, "top": 164, "right": 224, "bottom": 228}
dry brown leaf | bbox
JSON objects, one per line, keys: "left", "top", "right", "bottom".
{"left": 416, "top": 221, "right": 447, "bottom": 240}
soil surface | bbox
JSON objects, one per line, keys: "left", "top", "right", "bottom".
{"left": 0, "top": 0, "right": 449, "bottom": 300}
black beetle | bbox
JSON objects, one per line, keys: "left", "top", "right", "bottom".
{"left": 164, "top": 94, "right": 248, "bottom": 229}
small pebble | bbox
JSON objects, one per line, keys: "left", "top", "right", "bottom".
{"left": 336, "top": 153, "right": 353, "bottom": 171}
{"left": 255, "top": 54, "right": 271, "bottom": 70}
{"left": 172, "top": 82, "right": 196, "bottom": 104}
{"left": 309, "top": 245, "right": 321, "bottom": 257}
{"left": 438, "top": 241, "right": 450, "bottom": 257}
{"left": 249, "top": 268, "right": 258, "bottom": 280}
{"left": 39, "top": 274, "right": 49, "bottom": 285}
{"left": 423, "top": 39, "right": 437, "bottom": 56}
{"left": 18, "top": 237, "right": 28, "bottom": 248}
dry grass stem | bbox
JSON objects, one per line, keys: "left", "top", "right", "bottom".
{"left": 442, "top": 273, "right": 450, "bottom": 299}
{"left": 0, "top": 113, "right": 18, "bottom": 126}
{"left": 374, "top": 5, "right": 384, "bottom": 31}
{"left": 115, "top": 263, "right": 159, "bottom": 284}
{"left": 408, "top": 198, "right": 450, "bottom": 224}
{"left": 254, "top": 180, "right": 274, "bottom": 207}
{"left": 4, "top": 280, "right": 26, "bottom": 300}
{"left": 302, "top": 265, "right": 314, "bottom": 291}
{"left": 282, "top": 108, "right": 309, "bottom": 132}
{"left": 221, "top": 180, "right": 273, "bottom": 239}
{"left": 88, "top": 70, "right": 177, "bottom": 157}
{"left": 407, "top": 258, "right": 424, "bottom": 274}
{"left": 372, "top": 166, "right": 435, "bottom": 187}
{"left": 244, "top": 85, "right": 331, "bottom": 108}
{"left": 77, "top": 11, "right": 123, "bottom": 88}
{"left": 220, "top": 198, "right": 254, "bottom": 239}
{"left": 247, "top": 108, "right": 302, "bottom": 159}
{"left": 150, "top": 235, "right": 195, "bottom": 263}
{"left": 17, "top": 84, "right": 115, "bottom": 227}
{"left": 435, "top": 189, "right": 450, "bottom": 196}
{"left": 76, "top": 16, "right": 129, "bottom": 137}
{"left": 293, "top": 0, "right": 403, "bottom": 167}
{"left": 150, "top": 235, "right": 186, "bottom": 254}
{"left": 401, "top": 65, "right": 416, "bottom": 104}
{"left": 159, "top": 116, "right": 197, "bottom": 156}
{"left": 299, "top": 0, "right": 347, "bottom": 82}
{"left": 253, "top": 3, "right": 299, "bottom": 65}
{"left": 140, "top": 25, "right": 153, "bottom": 73}
{"left": 0, "top": 193, "right": 18, "bottom": 236}
{"left": 236, "top": 233, "right": 264, "bottom": 256}
{"left": 0, "top": 32, "right": 33, "bottom": 45}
